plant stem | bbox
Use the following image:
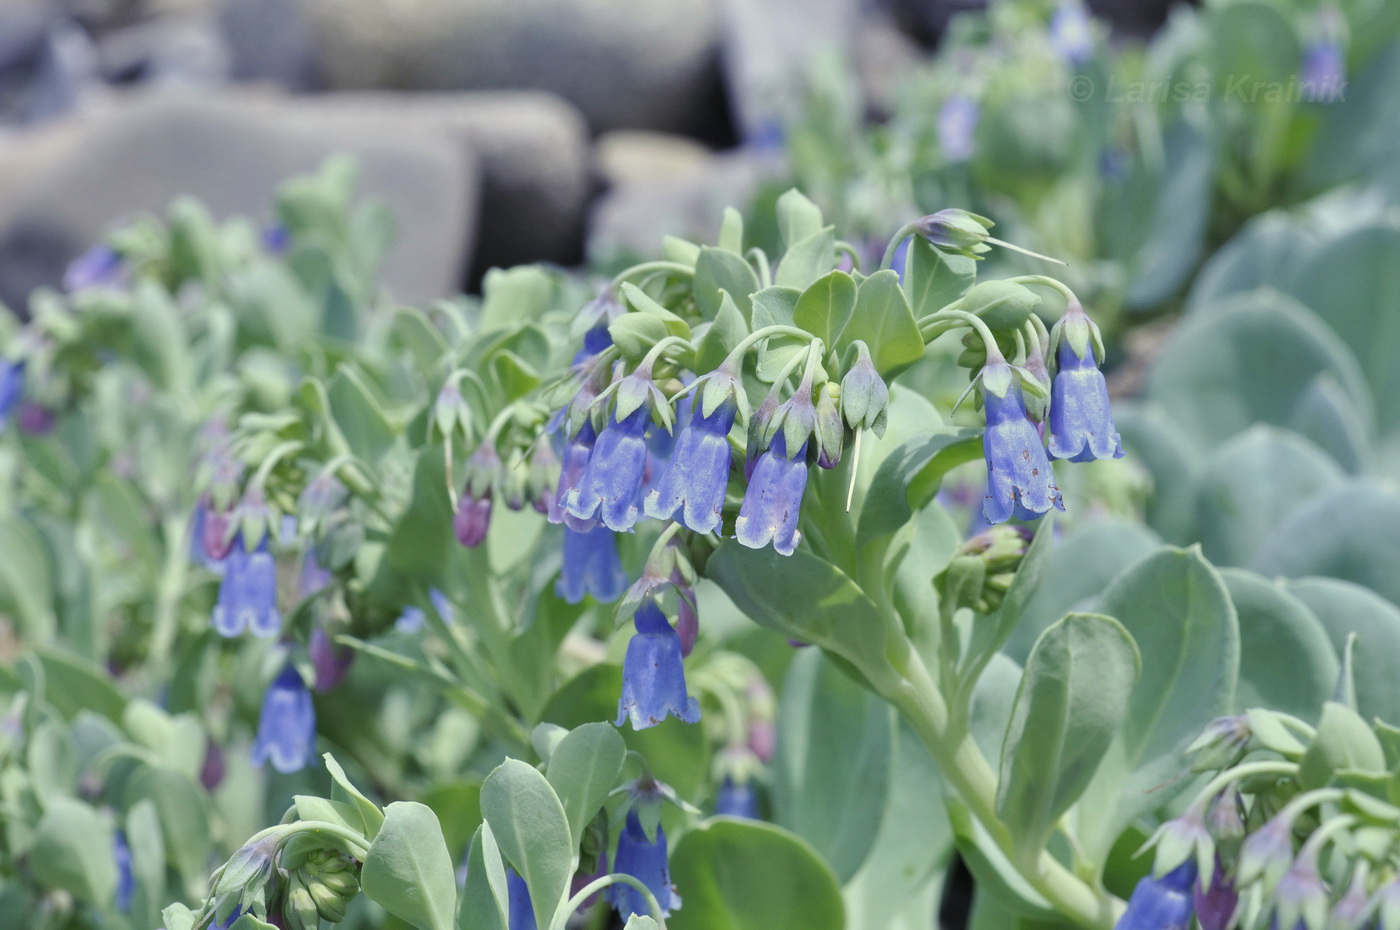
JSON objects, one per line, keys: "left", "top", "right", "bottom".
{"left": 552, "top": 873, "right": 667, "bottom": 930}
{"left": 889, "top": 651, "right": 1118, "bottom": 930}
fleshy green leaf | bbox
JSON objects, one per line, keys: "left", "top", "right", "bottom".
{"left": 838, "top": 270, "right": 925, "bottom": 378}
{"left": 668, "top": 819, "right": 843, "bottom": 930}
{"left": 480, "top": 759, "right": 573, "bottom": 930}
{"left": 904, "top": 236, "right": 975, "bottom": 318}
{"left": 361, "top": 801, "right": 458, "bottom": 930}
{"left": 695, "top": 247, "right": 760, "bottom": 321}
{"left": 792, "top": 270, "right": 857, "bottom": 345}
{"left": 997, "top": 613, "right": 1140, "bottom": 853}
{"left": 544, "top": 722, "right": 626, "bottom": 845}
{"left": 31, "top": 797, "right": 117, "bottom": 905}
{"left": 773, "top": 650, "right": 893, "bottom": 882}
{"left": 460, "top": 823, "right": 509, "bottom": 930}
{"left": 1221, "top": 569, "right": 1338, "bottom": 722}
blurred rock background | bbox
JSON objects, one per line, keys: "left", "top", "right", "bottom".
{"left": 0, "top": 0, "right": 1177, "bottom": 310}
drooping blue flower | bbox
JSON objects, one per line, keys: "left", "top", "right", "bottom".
{"left": 507, "top": 868, "right": 537, "bottom": 930}
{"left": 645, "top": 397, "right": 736, "bottom": 534}
{"left": 981, "top": 359, "right": 1062, "bottom": 525}
{"left": 0, "top": 360, "right": 24, "bottom": 432}
{"left": 1114, "top": 860, "right": 1196, "bottom": 930}
{"left": 396, "top": 606, "right": 425, "bottom": 633}
{"left": 558, "top": 524, "right": 629, "bottom": 604}
{"left": 1048, "top": 339, "right": 1122, "bottom": 463}
{"left": 937, "top": 95, "right": 979, "bottom": 163}
{"left": 261, "top": 224, "right": 291, "bottom": 255}
{"left": 714, "top": 777, "right": 760, "bottom": 819}
{"left": 606, "top": 809, "right": 681, "bottom": 919}
{"left": 63, "top": 244, "right": 124, "bottom": 292}
{"left": 615, "top": 601, "right": 700, "bottom": 730}
{"left": 211, "top": 533, "right": 281, "bottom": 637}
{"left": 550, "top": 420, "right": 598, "bottom": 530}
{"left": 251, "top": 664, "right": 316, "bottom": 774}
{"left": 735, "top": 432, "right": 809, "bottom": 556}
{"left": 1301, "top": 40, "right": 1345, "bottom": 102}
{"left": 1049, "top": 2, "right": 1093, "bottom": 66}
{"left": 567, "top": 403, "right": 655, "bottom": 532}
{"left": 114, "top": 829, "right": 134, "bottom": 912}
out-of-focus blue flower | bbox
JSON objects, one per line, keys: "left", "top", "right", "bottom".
{"left": 980, "top": 359, "right": 1062, "bottom": 525}
{"left": 262, "top": 224, "right": 291, "bottom": 255}
{"left": 310, "top": 625, "right": 354, "bottom": 691}
{"left": 1300, "top": 40, "right": 1345, "bottom": 102}
{"left": 430, "top": 588, "right": 454, "bottom": 622}
{"left": 714, "top": 777, "right": 760, "bottom": 819}
{"left": 0, "top": 360, "right": 24, "bottom": 432}
{"left": 507, "top": 868, "right": 537, "bottom": 930}
{"left": 252, "top": 664, "right": 316, "bottom": 774}
{"left": 645, "top": 397, "right": 736, "bottom": 534}
{"left": 212, "top": 533, "right": 281, "bottom": 637}
{"left": 888, "top": 238, "right": 910, "bottom": 284}
{"left": 299, "top": 547, "right": 331, "bottom": 598}
{"left": 567, "top": 402, "right": 655, "bottom": 532}
{"left": 1049, "top": 2, "right": 1094, "bottom": 66}
{"left": 607, "top": 808, "right": 681, "bottom": 919}
{"left": 1114, "top": 860, "right": 1196, "bottom": 930}
{"left": 735, "top": 432, "right": 809, "bottom": 556}
{"left": 63, "top": 244, "right": 124, "bottom": 292}
{"left": 1048, "top": 337, "right": 1123, "bottom": 462}
{"left": 937, "top": 96, "right": 979, "bottom": 163}
{"left": 615, "top": 601, "right": 700, "bottom": 730}
{"left": 396, "top": 606, "right": 425, "bottom": 633}
{"left": 200, "top": 739, "right": 226, "bottom": 791}
{"left": 16, "top": 401, "right": 55, "bottom": 435}
{"left": 558, "top": 525, "right": 629, "bottom": 604}
{"left": 114, "top": 829, "right": 134, "bottom": 912}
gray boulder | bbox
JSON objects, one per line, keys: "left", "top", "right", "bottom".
{"left": 296, "top": 0, "right": 725, "bottom": 137}
{"left": 261, "top": 91, "right": 594, "bottom": 284}
{"left": 0, "top": 91, "right": 476, "bottom": 309}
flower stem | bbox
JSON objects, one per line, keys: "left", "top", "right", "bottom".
{"left": 551, "top": 873, "right": 667, "bottom": 930}
{"left": 881, "top": 221, "right": 923, "bottom": 271}
{"left": 611, "top": 261, "right": 695, "bottom": 291}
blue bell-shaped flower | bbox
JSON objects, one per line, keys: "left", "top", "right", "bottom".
{"left": 607, "top": 808, "right": 681, "bottom": 919}
{"left": 251, "top": 664, "right": 316, "bottom": 774}
{"left": 735, "top": 432, "right": 809, "bottom": 555}
{"left": 1115, "top": 860, "right": 1196, "bottom": 930}
{"left": 558, "top": 524, "right": 630, "bottom": 604}
{"left": 980, "top": 357, "right": 1062, "bottom": 524}
{"left": 615, "top": 601, "right": 700, "bottom": 730}
{"left": 646, "top": 395, "right": 736, "bottom": 534}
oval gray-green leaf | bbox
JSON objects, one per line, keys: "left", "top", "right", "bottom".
{"left": 1221, "top": 569, "right": 1337, "bottom": 722}
{"left": 480, "top": 759, "right": 573, "bottom": 930}
{"left": 545, "top": 722, "right": 626, "bottom": 845}
{"left": 361, "top": 801, "right": 458, "bottom": 930}
{"left": 773, "top": 650, "right": 893, "bottom": 882}
{"left": 667, "top": 819, "right": 843, "bottom": 930}
{"left": 1287, "top": 577, "right": 1400, "bottom": 725}
{"left": 997, "top": 613, "right": 1140, "bottom": 852}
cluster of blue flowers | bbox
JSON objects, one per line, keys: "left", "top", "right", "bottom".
{"left": 978, "top": 300, "right": 1122, "bottom": 525}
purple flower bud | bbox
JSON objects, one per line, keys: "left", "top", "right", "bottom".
{"left": 1237, "top": 815, "right": 1295, "bottom": 890}
{"left": 1272, "top": 852, "right": 1328, "bottom": 930}
{"left": 63, "top": 244, "right": 124, "bottom": 293}
{"left": 212, "top": 533, "right": 281, "bottom": 637}
{"left": 567, "top": 391, "right": 657, "bottom": 532}
{"left": 937, "top": 96, "right": 979, "bottom": 163}
{"left": 0, "top": 360, "right": 25, "bottom": 432}
{"left": 252, "top": 664, "right": 316, "bottom": 774}
{"left": 1115, "top": 860, "right": 1196, "bottom": 930}
{"left": 454, "top": 493, "right": 493, "bottom": 548}
{"left": 1329, "top": 869, "right": 1371, "bottom": 930}
{"left": 615, "top": 601, "right": 700, "bottom": 730}
{"left": 200, "top": 739, "right": 226, "bottom": 791}
{"left": 714, "top": 776, "right": 760, "bottom": 819}
{"left": 310, "top": 626, "right": 354, "bottom": 691}
{"left": 557, "top": 525, "right": 630, "bottom": 604}
{"left": 299, "top": 548, "right": 331, "bottom": 598}
{"left": 114, "top": 829, "right": 135, "bottom": 912}
{"left": 507, "top": 868, "right": 537, "bottom": 930}
{"left": 16, "top": 401, "right": 55, "bottom": 435}
{"left": 606, "top": 808, "right": 681, "bottom": 919}
{"left": 980, "top": 358, "right": 1063, "bottom": 524}
{"left": 735, "top": 432, "right": 809, "bottom": 556}
{"left": 675, "top": 584, "right": 698, "bottom": 658}
{"left": 1193, "top": 858, "right": 1237, "bottom": 930}
{"left": 645, "top": 397, "right": 736, "bottom": 534}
